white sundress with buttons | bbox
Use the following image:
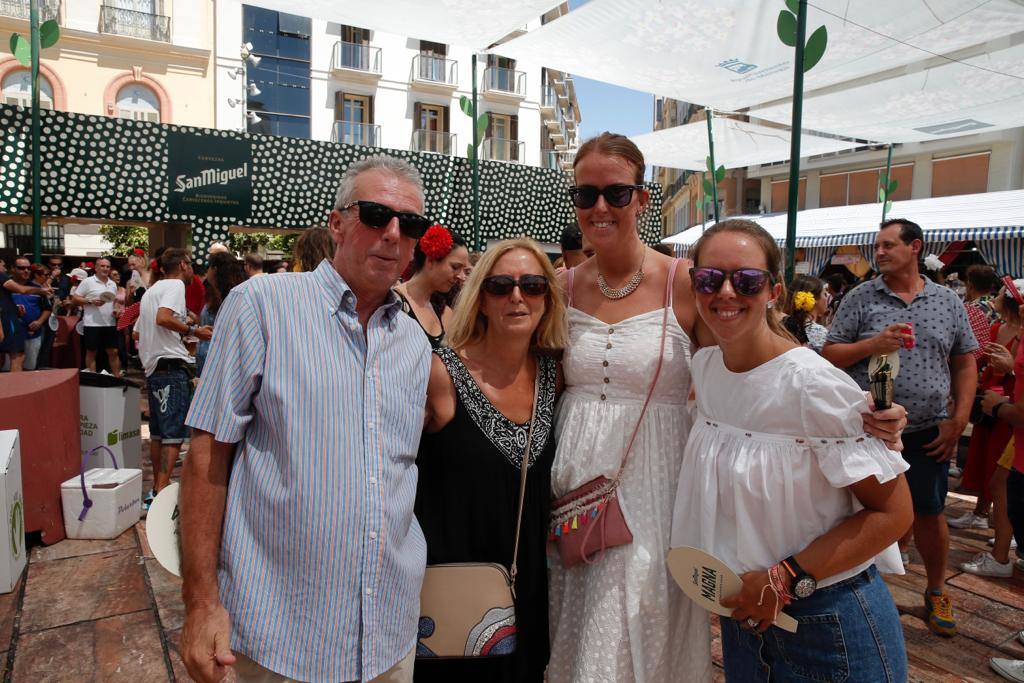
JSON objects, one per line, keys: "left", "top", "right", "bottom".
{"left": 547, "top": 274, "right": 713, "bottom": 683}
{"left": 670, "top": 345, "right": 908, "bottom": 602}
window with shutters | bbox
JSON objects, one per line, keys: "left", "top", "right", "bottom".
{"left": 334, "top": 93, "right": 378, "bottom": 146}
{"left": 932, "top": 153, "right": 989, "bottom": 197}
{"left": 2, "top": 71, "right": 54, "bottom": 110}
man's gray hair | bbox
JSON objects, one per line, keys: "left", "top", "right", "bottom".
{"left": 334, "top": 155, "right": 424, "bottom": 210}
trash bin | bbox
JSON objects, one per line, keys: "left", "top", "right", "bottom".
{"left": 79, "top": 372, "right": 142, "bottom": 471}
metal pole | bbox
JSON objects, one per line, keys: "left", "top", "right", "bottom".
{"left": 471, "top": 54, "right": 481, "bottom": 251}
{"left": 784, "top": 0, "right": 809, "bottom": 283}
{"left": 30, "top": 0, "right": 42, "bottom": 263}
{"left": 705, "top": 108, "right": 719, "bottom": 223}
{"left": 881, "top": 143, "right": 893, "bottom": 222}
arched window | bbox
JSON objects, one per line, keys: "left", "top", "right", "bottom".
{"left": 2, "top": 71, "right": 54, "bottom": 109}
{"left": 116, "top": 84, "right": 160, "bottom": 122}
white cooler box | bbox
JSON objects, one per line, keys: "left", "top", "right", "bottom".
{"left": 0, "top": 431, "right": 27, "bottom": 593}
{"left": 61, "top": 468, "right": 143, "bottom": 540}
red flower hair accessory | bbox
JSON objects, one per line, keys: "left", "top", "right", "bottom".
{"left": 419, "top": 224, "right": 454, "bottom": 261}
{"left": 84, "top": 261, "right": 94, "bottom": 269}
{"left": 132, "top": 248, "right": 145, "bottom": 256}
{"left": 150, "top": 259, "right": 159, "bottom": 272}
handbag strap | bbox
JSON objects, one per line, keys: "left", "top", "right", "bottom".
{"left": 609, "top": 257, "right": 680, "bottom": 486}
{"left": 509, "top": 357, "right": 543, "bottom": 592}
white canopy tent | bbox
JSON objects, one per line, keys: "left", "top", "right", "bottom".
{"left": 241, "top": 0, "right": 563, "bottom": 49}
{"left": 751, "top": 35, "right": 1024, "bottom": 143}
{"left": 496, "top": 0, "right": 1024, "bottom": 112}
{"left": 662, "top": 189, "right": 1024, "bottom": 276}
{"left": 629, "top": 118, "right": 860, "bottom": 171}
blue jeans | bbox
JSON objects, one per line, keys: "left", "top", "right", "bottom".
{"left": 721, "top": 566, "right": 907, "bottom": 682}
{"left": 146, "top": 365, "right": 192, "bottom": 444}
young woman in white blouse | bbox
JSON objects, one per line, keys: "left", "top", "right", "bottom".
{"left": 671, "top": 219, "right": 914, "bottom": 682}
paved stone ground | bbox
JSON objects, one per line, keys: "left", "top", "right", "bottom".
{"left": 0, "top": 415, "right": 1021, "bottom": 680}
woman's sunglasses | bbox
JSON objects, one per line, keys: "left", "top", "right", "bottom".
{"left": 690, "top": 267, "right": 774, "bottom": 296}
{"left": 481, "top": 275, "right": 550, "bottom": 297}
{"left": 342, "top": 200, "right": 432, "bottom": 239}
{"left": 568, "top": 184, "right": 644, "bottom": 209}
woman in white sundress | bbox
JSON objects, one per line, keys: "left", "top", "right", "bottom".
{"left": 547, "top": 133, "right": 713, "bottom": 683}
{"left": 546, "top": 134, "right": 909, "bottom": 683}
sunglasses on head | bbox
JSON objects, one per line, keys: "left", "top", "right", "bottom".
{"left": 568, "top": 184, "right": 644, "bottom": 209}
{"left": 342, "top": 200, "right": 432, "bottom": 239}
{"left": 690, "top": 267, "right": 774, "bottom": 296}
{"left": 481, "top": 274, "right": 550, "bottom": 297}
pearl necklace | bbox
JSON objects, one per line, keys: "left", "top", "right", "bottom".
{"left": 597, "top": 249, "right": 646, "bottom": 300}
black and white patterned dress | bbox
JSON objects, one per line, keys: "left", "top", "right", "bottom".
{"left": 413, "top": 346, "right": 557, "bottom": 683}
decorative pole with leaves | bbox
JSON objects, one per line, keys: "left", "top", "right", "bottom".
{"left": 703, "top": 109, "right": 725, "bottom": 224}
{"left": 777, "top": 0, "right": 827, "bottom": 282}
{"left": 9, "top": 1, "right": 59, "bottom": 263}
{"left": 879, "top": 143, "right": 898, "bottom": 222}
{"left": 459, "top": 54, "right": 488, "bottom": 252}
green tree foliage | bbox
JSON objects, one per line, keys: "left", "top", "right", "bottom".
{"left": 98, "top": 224, "right": 149, "bottom": 256}
{"left": 229, "top": 232, "right": 298, "bottom": 255}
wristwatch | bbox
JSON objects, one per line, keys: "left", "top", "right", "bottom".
{"left": 783, "top": 555, "right": 817, "bottom": 599}
{"left": 993, "top": 401, "right": 1008, "bottom": 420}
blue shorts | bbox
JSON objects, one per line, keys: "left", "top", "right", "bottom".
{"left": 0, "top": 315, "right": 26, "bottom": 353}
{"left": 146, "top": 365, "right": 192, "bottom": 444}
{"left": 900, "top": 425, "right": 948, "bottom": 515}
{"left": 721, "top": 566, "right": 907, "bottom": 683}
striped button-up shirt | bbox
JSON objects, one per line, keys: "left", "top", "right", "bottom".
{"left": 186, "top": 260, "right": 431, "bottom": 682}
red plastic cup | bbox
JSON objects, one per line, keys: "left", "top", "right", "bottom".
{"left": 903, "top": 322, "right": 915, "bottom": 349}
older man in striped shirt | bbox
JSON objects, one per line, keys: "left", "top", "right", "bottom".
{"left": 180, "top": 155, "right": 433, "bottom": 683}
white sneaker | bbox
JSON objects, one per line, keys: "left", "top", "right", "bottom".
{"left": 948, "top": 512, "right": 990, "bottom": 529}
{"left": 989, "top": 537, "right": 1019, "bottom": 550}
{"left": 960, "top": 551, "right": 1013, "bottom": 577}
{"left": 991, "top": 658, "right": 1024, "bottom": 682}
{"left": 900, "top": 551, "right": 910, "bottom": 565}
{"left": 1019, "top": 631, "right": 1024, "bottom": 647}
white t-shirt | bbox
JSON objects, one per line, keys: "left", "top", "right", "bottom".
{"left": 138, "top": 279, "right": 191, "bottom": 376}
{"left": 75, "top": 275, "right": 117, "bottom": 327}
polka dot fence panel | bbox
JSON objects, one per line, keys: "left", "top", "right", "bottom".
{"left": 0, "top": 104, "right": 662, "bottom": 262}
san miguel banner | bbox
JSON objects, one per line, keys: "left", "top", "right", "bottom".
{"left": 167, "top": 131, "right": 252, "bottom": 219}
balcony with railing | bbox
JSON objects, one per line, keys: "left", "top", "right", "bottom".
{"left": 411, "top": 54, "right": 457, "bottom": 90}
{"left": 481, "top": 137, "right": 524, "bottom": 163}
{"left": 540, "top": 85, "right": 558, "bottom": 112}
{"left": 411, "top": 129, "right": 456, "bottom": 155}
{"left": 482, "top": 67, "right": 526, "bottom": 99}
{"left": 1, "top": 0, "right": 60, "bottom": 22}
{"left": 331, "top": 41, "right": 382, "bottom": 80}
{"left": 99, "top": 3, "right": 169, "bottom": 42}
{"left": 332, "top": 121, "right": 381, "bottom": 147}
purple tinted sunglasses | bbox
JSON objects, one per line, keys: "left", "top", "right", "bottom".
{"left": 690, "top": 267, "right": 774, "bottom": 296}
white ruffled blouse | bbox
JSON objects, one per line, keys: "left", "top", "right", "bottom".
{"left": 671, "top": 346, "right": 909, "bottom": 587}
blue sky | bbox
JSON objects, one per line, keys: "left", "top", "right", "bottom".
{"left": 566, "top": 0, "right": 654, "bottom": 141}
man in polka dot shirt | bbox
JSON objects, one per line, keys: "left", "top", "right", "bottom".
{"left": 823, "top": 218, "right": 978, "bottom": 639}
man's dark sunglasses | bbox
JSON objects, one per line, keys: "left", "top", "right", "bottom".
{"left": 690, "top": 267, "right": 774, "bottom": 296}
{"left": 481, "top": 274, "right": 550, "bottom": 297}
{"left": 569, "top": 184, "right": 644, "bottom": 209}
{"left": 342, "top": 200, "right": 431, "bottom": 239}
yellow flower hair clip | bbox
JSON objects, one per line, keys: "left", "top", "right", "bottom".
{"left": 793, "top": 291, "right": 816, "bottom": 313}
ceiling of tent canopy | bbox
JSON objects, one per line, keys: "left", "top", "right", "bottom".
{"left": 240, "top": 0, "right": 564, "bottom": 48}
{"left": 750, "top": 35, "right": 1024, "bottom": 143}
{"left": 629, "top": 117, "right": 861, "bottom": 170}
{"left": 495, "top": 0, "right": 1024, "bottom": 112}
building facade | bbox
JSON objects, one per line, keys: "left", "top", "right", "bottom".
{"left": 653, "top": 96, "right": 1024, "bottom": 239}
{"left": 213, "top": 1, "right": 581, "bottom": 171}
{"left": 0, "top": 0, "right": 215, "bottom": 255}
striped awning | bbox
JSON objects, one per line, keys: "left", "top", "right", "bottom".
{"left": 790, "top": 225, "right": 1024, "bottom": 249}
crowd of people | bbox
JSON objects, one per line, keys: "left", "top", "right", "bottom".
{"left": 4, "top": 133, "right": 1022, "bottom": 682}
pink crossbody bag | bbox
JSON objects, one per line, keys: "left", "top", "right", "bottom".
{"left": 548, "top": 259, "right": 678, "bottom": 567}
